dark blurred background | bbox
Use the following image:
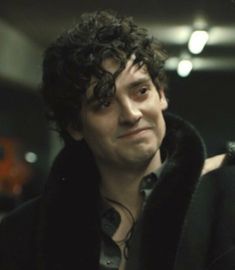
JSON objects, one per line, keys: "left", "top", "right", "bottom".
{"left": 0, "top": 0, "right": 234, "bottom": 216}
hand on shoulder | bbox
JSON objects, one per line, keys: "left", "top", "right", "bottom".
{"left": 202, "top": 142, "right": 235, "bottom": 176}
{"left": 202, "top": 154, "right": 227, "bottom": 176}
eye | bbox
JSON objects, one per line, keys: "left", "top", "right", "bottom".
{"left": 100, "top": 100, "right": 112, "bottom": 108}
{"left": 94, "top": 98, "right": 113, "bottom": 111}
{"left": 135, "top": 85, "right": 151, "bottom": 99}
{"left": 139, "top": 86, "right": 148, "bottom": 95}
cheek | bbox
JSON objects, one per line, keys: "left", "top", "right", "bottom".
{"left": 144, "top": 97, "right": 163, "bottom": 120}
{"left": 82, "top": 113, "right": 117, "bottom": 140}
{"left": 144, "top": 96, "right": 166, "bottom": 135}
{"left": 156, "top": 115, "right": 166, "bottom": 141}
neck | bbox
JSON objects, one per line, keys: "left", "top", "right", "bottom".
{"left": 98, "top": 151, "right": 162, "bottom": 216}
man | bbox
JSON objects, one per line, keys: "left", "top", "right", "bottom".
{"left": 0, "top": 10, "right": 235, "bottom": 270}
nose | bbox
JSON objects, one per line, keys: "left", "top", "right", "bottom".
{"left": 118, "top": 98, "right": 142, "bottom": 125}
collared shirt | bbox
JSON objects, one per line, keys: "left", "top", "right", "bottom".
{"left": 99, "top": 169, "right": 162, "bottom": 270}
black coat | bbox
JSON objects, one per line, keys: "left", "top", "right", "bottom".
{"left": 0, "top": 114, "right": 235, "bottom": 270}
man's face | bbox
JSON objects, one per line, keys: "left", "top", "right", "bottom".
{"left": 69, "top": 58, "right": 168, "bottom": 170}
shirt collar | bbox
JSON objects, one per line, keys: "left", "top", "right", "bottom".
{"left": 140, "top": 159, "right": 167, "bottom": 200}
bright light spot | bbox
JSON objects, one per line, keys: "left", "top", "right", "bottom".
{"left": 177, "top": 59, "right": 193, "bottom": 77}
{"left": 188, "top": 30, "right": 209, "bottom": 54}
{"left": 25, "top": 152, "right": 38, "bottom": 163}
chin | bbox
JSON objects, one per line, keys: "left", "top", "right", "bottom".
{"left": 125, "top": 146, "right": 158, "bottom": 164}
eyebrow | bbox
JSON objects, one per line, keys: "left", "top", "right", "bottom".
{"left": 85, "top": 92, "right": 112, "bottom": 105}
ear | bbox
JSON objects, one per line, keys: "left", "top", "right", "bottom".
{"left": 159, "top": 88, "right": 168, "bottom": 110}
{"left": 67, "top": 125, "right": 83, "bottom": 141}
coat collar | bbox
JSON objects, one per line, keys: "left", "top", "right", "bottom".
{"left": 140, "top": 112, "right": 206, "bottom": 270}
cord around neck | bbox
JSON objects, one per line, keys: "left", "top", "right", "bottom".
{"left": 104, "top": 197, "right": 136, "bottom": 259}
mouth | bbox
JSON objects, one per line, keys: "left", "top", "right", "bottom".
{"left": 117, "top": 127, "right": 151, "bottom": 139}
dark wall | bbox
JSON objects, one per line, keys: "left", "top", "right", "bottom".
{"left": 168, "top": 71, "right": 235, "bottom": 156}
{"left": 0, "top": 80, "right": 50, "bottom": 205}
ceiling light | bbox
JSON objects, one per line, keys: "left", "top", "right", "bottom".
{"left": 177, "top": 59, "right": 193, "bottom": 77}
{"left": 188, "top": 30, "right": 209, "bottom": 54}
{"left": 25, "top": 152, "right": 38, "bottom": 163}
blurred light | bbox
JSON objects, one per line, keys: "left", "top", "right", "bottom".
{"left": 165, "top": 57, "right": 179, "bottom": 70}
{"left": 25, "top": 152, "right": 37, "bottom": 163}
{"left": 177, "top": 59, "right": 193, "bottom": 77}
{"left": 193, "top": 16, "right": 208, "bottom": 29}
{"left": 188, "top": 30, "right": 209, "bottom": 54}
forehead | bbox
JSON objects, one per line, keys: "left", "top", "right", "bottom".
{"left": 102, "top": 57, "right": 120, "bottom": 74}
{"left": 102, "top": 56, "right": 148, "bottom": 76}
{"left": 86, "top": 57, "right": 150, "bottom": 99}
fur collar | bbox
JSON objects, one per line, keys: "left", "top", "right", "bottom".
{"left": 140, "top": 113, "right": 206, "bottom": 270}
{"left": 39, "top": 113, "right": 206, "bottom": 270}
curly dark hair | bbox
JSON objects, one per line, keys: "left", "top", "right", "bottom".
{"left": 41, "top": 10, "right": 168, "bottom": 140}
